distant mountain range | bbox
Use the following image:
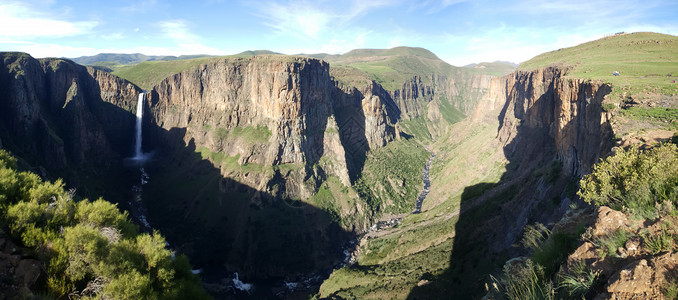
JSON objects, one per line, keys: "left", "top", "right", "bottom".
{"left": 70, "top": 49, "right": 517, "bottom": 73}
{"left": 70, "top": 53, "right": 215, "bottom": 65}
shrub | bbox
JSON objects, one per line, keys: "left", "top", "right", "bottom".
{"left": 0, "top": 149, "right": 210, "bottom": 299}
{"left": 578, "top": 144, "right": 678, "bottom": 219}
{"left": 593, "top": 229, "right": 631, "bottom": 258}
{"left": 521, "top": 223, "right": 551, "bottom": 252}
{"left": 557, "top": 260, "right": 600, "bottom": 298}
{"left": 500, "top": 258, "right": 554, "bottom": 300}
{"left": 644, "top": 226, "right": 674, "bottom": 255}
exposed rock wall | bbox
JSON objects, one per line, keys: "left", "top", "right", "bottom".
{"left": 389, "top": 72, "right": 493, "bottom": 120}
{"left": 146, "top": 56, "right": 398, "bottom": 195}
{"left": 0, "top": 53, "right": 139, "bottom": 182}
{"left": 492, "top": 67, "right": 613, "bottom": 175}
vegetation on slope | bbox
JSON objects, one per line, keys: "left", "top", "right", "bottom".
{"left": 519, "top": 32, "right": 678, "bottom": 100}
{"left": 111, "top": 56, "right": 223, "bottom": 90}
{"left": 463, "top": 61, "right": 517, "bottom": 76}
{"left": 0, "top": 149, "right": 209, "bottom": 299}
{"left": 490, "top": 143, "right": 678, "bottom": 299}
{"left": 520, "top": 32, "right": 678, "bottom": 143}
{"left": 325, "top": 47, "right": 457, "bottom": 91}
{"left": 354, "top": 139, "right": 429, "bottom": 214}
{"left": 579, "top": 143, "right": 678, "bottom": 219}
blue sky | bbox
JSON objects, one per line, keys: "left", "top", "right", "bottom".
{"left": 1, "top": 0, "right": 677, "bottom": 66}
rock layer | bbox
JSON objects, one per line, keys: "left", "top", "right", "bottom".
{"left": 146, "top": 56, "right": 398, "bottom": 196}
{"left": 488, "top": 67, "right": 613, "bottom": 175}
{"left": 0, "top": 52, "right": 139, "bottom": 190}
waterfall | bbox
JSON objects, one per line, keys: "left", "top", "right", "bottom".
{"left": 134, "top": 92, "right": 145, "bottom": 161}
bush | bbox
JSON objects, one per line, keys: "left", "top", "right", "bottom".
{"left": 0, "top": 149, "right": 211, "bottom": 299}
{"left": 644, "top": 225, "right": 674, "bottom": 255}
{"left": 593, "top": 229, "right": 631, "bottom": 258}
{"left": 500, "top": 258, "right": 554, "bottom": 300}
{"left": 578, "top": 144, "right": 678, "bottom": 218}
{"left": 557, "top": 260, "right": 600, "bottom": 298}
{"left": 521, "top": 223, "right": 551, "bottom": 252}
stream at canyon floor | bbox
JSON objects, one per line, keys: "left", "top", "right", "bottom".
{"left": 206, "top": 151, "right": 438, "bottom": 298}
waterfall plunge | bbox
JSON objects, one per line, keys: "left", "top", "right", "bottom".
{"left": 133, "top": 92, "right": 145, "bottom": 162}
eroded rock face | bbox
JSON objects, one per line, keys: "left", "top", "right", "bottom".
{"left": 390, "top": 72, "right": 493, "bottom": 120}
{"left": 492, "top": 67, "right": 613, "bottom": 175}
{"left": 147, "top": 56, "right": 397, "bottom": 196}
{"left": 0, "top": 236, "right": 44, "bottom": 299}
{"left": 0, "top": 53, "right": 139, "bottom": 187}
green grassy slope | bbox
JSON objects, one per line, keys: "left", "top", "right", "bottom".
{"left": 111, "top": 56, "right": 225, "bottom": 90}
{"left": 519, "top": 32, "right": 678, "bottom": 99}
{"left": 464, "top": 61, "right": 517, "bottom": 76}
{"left": 521, "top": 32, "right": 678, "bottom": 138}
{"left": 324, "top": 47, "right": 457, "bottom": 91}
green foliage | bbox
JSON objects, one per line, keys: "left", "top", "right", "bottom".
{"left": 557, "top": 260, "right": 600, "bottom": 298}
{"left": 664, "top": 277, "right": 678, "bottom": 300}
{"left": 622, "top": 107, "right": 678, "bottom": 122}
{"left": 0, "top": 149, "right": 210, "bottom": 299}
{"left": 578, "top": 144, "right": 678, "bottom": 218}
{"left": 210, "top": 125, "right": 272, "bottom": 151}
{"left": 532, "top": 231, "right": 584, "bottom": 278}
{"left": 354, "top": 140, "right": 429, "bottom": 213}
{"left": 520, "top": 223, "right": 551, "bottom": 252}
{"left": 593, "top": 228, "right": 631, "bottom": 258}
{"left": 500, "top": 259, "right": 554, "bottom": 300}
{"left": 644, "top": 225, "right": 674, "bottom": 255}
{"left": 602, "top": 103, "right": 617, "bottom": 112}
{"left": 76, "top": 198, "right": 136, "bottom": 236}
{"left": 518, "top": 32, "right": 678, "bottom": 100}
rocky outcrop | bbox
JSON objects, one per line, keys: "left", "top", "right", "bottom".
{"left": 492, "top": 67, "right": 613, "bottom": 175}
{"left": 389, "top": 72, "right": 493, "bottom": 120}
{"left": 146, "top": 56, "right": 398, "bottom": 195}
{"left": 0, "top": 233, "right": 44, "bottom": 299}
{"left": 0, "top": 52, "right": 139, "bottom": 187}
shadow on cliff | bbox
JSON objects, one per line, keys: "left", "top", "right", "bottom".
{"left": 0, "top": 56, "right": 141, "bottom": 204}
{"left": 140, "top": 98, "right": 352, "bottom": 299}
{"left": 407, "top": 77, "right": 612, "bottom": 299}
{"left": 333, "top": 83, "right": 400, "bottom": 182}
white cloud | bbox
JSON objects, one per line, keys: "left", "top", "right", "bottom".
{"left": 101, "top": 33, "right": 125, "bottom": 40}
{"left": 121, "top": 0, "right": 158, "bottom": 13}
{"left": 0, "top": 2, "right": 98, "bottom": 38}
{"left": 414, "top": 0, "right": 469, "bottom": 13}
{"left": 250, "top": 0, "right": 396, "bottom": 40}
{"left": 158, "top": 20, "right": 223, "bottom": 54}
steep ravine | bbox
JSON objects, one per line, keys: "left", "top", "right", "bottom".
{"left": 321, "top": 65, "right": 615, "bottom": 299}
{"left": 417, "top": 66, "right": 614, "bottom": 298}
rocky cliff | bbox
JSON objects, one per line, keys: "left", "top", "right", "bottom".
{"left": 146, "top": 56, "right": 398, "bottom": 197}
{"left": 0, "top": 52, "right": 139, "bottom": 193}
{"left": 487, "top": 67, "right": 613, "bottom": 176}
{"left": 389, "top": 71, "right": 493, "bottom": 121}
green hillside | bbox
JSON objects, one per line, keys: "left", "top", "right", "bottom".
{"left": 519, "top": 32, "right": 678, "bottom": 99}
{"left": 464, "top": 61, "right": 517, "bottom": 76}
{"left": 324, "top": 46, "right": 458, "bottom": 91}
{"left": 87, "top": 52, "right": 279, "bottom": 90}
{"left": 520, "top": 32, "right": 678, "bottom": 137}
{"left": 111, "top": 56, "right": 225, "bottom": 90}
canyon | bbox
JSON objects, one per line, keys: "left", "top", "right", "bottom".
{"left": 1, "top": 32, "right": 676, "bottom": 299}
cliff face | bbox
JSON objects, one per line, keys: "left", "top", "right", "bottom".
{"left": 147, "top": 56, "right": 397, "bottom": 195}
{"left": 492, "top": 67, "right": 613, "bottom": 176}
{"left": 389, "top": 71, "right": 493, "bottom": 120}
{"left": 0, "top": 53, "right": 139, "bottom": 187}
